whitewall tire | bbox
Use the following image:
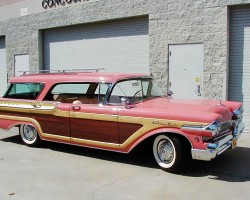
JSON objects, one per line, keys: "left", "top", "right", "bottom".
{"left": 153, "top": 135, "right": 188, "bottom": 172}
{"left": 20, "top": 124, "right": 41, "bottom": 147}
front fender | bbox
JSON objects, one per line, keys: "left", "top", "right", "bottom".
{"left": 125, "top": 127, "right": 205, "bottom": 153}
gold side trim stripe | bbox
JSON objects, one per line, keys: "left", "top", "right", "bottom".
{"left": 71, "top": 138, "right": 120, "bottom": 148}
{"left": 42, "top": 133, "right": 70, "bottom": 142}
{"left": 0, "top": 109, "right": 209, "bottom": 150}
{"left": 0, "top": 101, "right": 208, "bottom": 126}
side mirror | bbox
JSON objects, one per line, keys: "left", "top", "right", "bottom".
{"left": 121, "top": 97, "right": 135, "bottom": 109}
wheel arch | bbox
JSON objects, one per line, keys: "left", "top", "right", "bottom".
{"left": 0, "top": 119, "right": 43, "bottom": 138}
{"left": 126, "top": 128, "right": 193, "bottom": 153}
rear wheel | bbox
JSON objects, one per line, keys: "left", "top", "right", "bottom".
{"left": 153, "top": 135, "right": 189, "bottom": 173}
{"left": 20, "top": 124, "right": 41, "bottom": 147}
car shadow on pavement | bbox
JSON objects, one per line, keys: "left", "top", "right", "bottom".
{"left": 181, "top": 147, "right": 250, "bottom": 182}
{"left": 1, "top": 135, "right": 250, "bottom": 182}
{"left": 0, "top": 135, "right": 158, "bottom": 169}
{"left": 0, "top": 134, "right": 21, "bottom": 144}
{"left": 42, "top": 139, "right": 158, "bottom": 169}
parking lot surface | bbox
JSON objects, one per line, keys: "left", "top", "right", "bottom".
{"left": 0, "top": 129, "right": 250, "bottom": 200}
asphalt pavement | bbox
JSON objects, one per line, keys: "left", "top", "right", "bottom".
{"left": 0, "top": 129, "right": 250, "bottom": 200}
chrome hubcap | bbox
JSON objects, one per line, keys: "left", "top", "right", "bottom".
{"left": 23, "top": 125, "right": 37, "bottom": 141}
{"left": 157, "top": 140, "right": 174, "bottom": 164}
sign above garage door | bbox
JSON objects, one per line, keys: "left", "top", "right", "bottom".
{"left": 42, "top": 17, "right": 149, "bottom": 73}
{"left": 42, "top": 0, "right": 99, "bottom": 9}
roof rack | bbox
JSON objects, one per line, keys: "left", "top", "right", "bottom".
{"left": 19, "top": 68, "right": 105, "bottom": 75}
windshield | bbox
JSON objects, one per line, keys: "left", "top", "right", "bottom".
{"left": 108, "top": 78, "right": 164, "bottom": 104}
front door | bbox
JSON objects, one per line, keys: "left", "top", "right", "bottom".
{"left": 70, "top": 104, "right": 119, "bottom": 144}
{"left": 169, "top": 44, "right": 203, "bottom": 99}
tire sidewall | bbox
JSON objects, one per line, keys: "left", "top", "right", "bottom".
{"left": 20, "top": 124, "right": 40, "bottom": 146}
{"left": 19, "top": 127, "right": 188, "bottom": 171}
{"left": 153, "top": 135, "right": 177, "bottom": 170}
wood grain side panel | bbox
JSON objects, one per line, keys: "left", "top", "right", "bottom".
{"left": 70, "top": 118, "right": 119, "bottom": 143}
{"left": 0, "top": 110, "right": 31, "bottom": 118}
{"left": 32, "top": 114, "right": 70, "bottom": 137}
{"left": 119, "top": 123, "right": 143, "bottom": 144}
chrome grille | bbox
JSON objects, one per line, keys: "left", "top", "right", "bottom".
{"left": 203, "top": 121, "right": 232, "bottom": 143}
{"left": 219, "top": 121, "right": 231, "bottom": 134}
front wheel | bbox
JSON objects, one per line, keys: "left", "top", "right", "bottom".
{"left": 153, "top": 135, "right": 189, "bottom": 173}
{"left": 20, "top": 124, "right": 41, "bottom": 147}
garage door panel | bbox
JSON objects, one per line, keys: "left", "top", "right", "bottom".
{"left": 0, "top": 38, "right": 7, "bottom": 96}
{"left": 229, "top": 7, "right": 250, "bottom": 130}
{"left": 43, "top": 17, "right": 149, "bottom": 73}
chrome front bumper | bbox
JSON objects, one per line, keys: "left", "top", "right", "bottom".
{"left": 191, "top": 122, "right": 244, "bottom": 161}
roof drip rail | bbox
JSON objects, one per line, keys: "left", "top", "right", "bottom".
{"left": 19, "top": 68, "right": 105, "bottom": 75}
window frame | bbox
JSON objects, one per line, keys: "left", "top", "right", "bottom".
{"left": 44, "top": 82, "right": 112, "bottom": 105}
{"left": 3, "top": 82, "right": 45, "bottom": 100}
{"left": 107, "top": 77, "right": 164, "bottom": 105}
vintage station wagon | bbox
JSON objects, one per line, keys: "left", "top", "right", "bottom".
{"left": 0, "top": 71, "right": 245, "bottom": 172}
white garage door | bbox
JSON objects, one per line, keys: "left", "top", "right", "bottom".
{"left": 43, "top": 17, "right": 149, "bottom": 73}
{"left": 229, "top": 7, "right": 250, "bottom": 130}
{"left": 0, "top": 38, "right": 7, "bottom": 96}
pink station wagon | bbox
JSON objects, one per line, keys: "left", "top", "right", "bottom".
{"left": 0, "top": 71, "right": 245, "bottom": 172}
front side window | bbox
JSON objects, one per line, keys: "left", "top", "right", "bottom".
{"left": 4, "top": 83, "right": 44, "bottom": 100}
{"left": 108, "top": 78, "right": 164, "bottom": 104}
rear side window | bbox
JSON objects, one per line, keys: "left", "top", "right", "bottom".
{"left": 4, "top": 83, "right": 44, "bottom": 100}
{"left": 44, "top": 82, "right": 111, "bottom": 104}
{"left": 52, "top": 83, "right": 90, "bottom": 94}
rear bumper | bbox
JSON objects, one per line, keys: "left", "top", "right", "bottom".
{"left": 191, "top": 121, "right": 244, "bottom": 161}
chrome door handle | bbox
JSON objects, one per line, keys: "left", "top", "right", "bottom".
{"left": 32, "top": 104, "right": 41, "bottom": 108}
{"left": 71, "top": 106, "right": 81, "bottom": 111}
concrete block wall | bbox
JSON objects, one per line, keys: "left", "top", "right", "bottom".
{"left": 149, "top": 0, "right": 229, "bottom": 99}
{"left": 0, "top": 0, "right": 250, "bottom": 99}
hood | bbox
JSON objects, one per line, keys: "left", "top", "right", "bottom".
{"left": 136, "top": 98, "right": 234, "bottom": 123}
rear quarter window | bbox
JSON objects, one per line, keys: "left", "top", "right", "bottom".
{"left": 4, "top": 83, "right": 44, "bottom": 100}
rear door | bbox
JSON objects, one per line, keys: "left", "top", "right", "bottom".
{"left": 56, "top": 82, "right": 120, "bottom": 147}
{"left": 31, "top": 102, "right": 71, "bottom": 141}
